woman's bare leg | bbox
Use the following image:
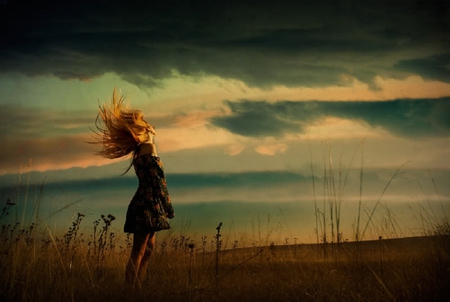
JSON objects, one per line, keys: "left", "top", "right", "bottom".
{"left": 125, "top": 232, "right": 150, "bottom": 287}
{"left": 137, "top": 231, "right": 155, "bottom": 283}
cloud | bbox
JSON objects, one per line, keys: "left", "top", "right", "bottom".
{"left": 0, "top": 134, "right": 107, "bottom": 175}
{"left": 211, "top": 100, "right": 304, "bottom": 137}
{"left": 254, "top": 143, "right": 287, "bottom": 156}
{"left": 1, "top": 165, "right": 448, "bottom": 242}
{"left": 0, "top": 103, "right": 187, "bottom": 174}
{"left": 167, "top": 170, "right": 310, "bottom": 189}
{"left": 1, "top": 1, "right": 449, "bottom": 91}
{"left": 0, "top": 104, "right": 92, "bottom": 140}
{"left": 211, "top": 97, "right": 450, "bottom": 138}
{"left": 394, "top": 54, "right": 450, "bottom": 83}
{"left": 0, "top": 104, "right": 102, "bottom": 173}
{"left": 3, "top": 166, "right": 447, "bottom": 208}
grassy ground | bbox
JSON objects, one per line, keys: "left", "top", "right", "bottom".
{"left": 1, "top": 218, "right": 449, "bottom": 302}
{"left": 3, "top": 142, "right": 448, "bottom": 301}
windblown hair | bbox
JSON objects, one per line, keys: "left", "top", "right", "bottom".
{"left": 93, "top": 88, "right": 149, "bottom": 160}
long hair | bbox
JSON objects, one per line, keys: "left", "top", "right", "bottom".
{"left": 92, "top": 88, "right": 149, "bottom": 162}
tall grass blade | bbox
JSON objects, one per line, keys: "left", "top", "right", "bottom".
{"left": 361, "top": 161, "right": 410, "bottom": 240}
{"left": 309, "top": 142, "right": 319, "bottom": 247}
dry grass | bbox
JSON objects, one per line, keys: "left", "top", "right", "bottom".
{"left": 1, "top": 145, "right": 448, "bottom": 301}
{"left": 0, "top": 215, "right": 449, "bottom": 302}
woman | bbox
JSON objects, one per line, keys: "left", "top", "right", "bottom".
{"left": 93, "top": 88, "right": 174, "bottom": 287}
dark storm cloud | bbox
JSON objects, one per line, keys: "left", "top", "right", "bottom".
{"left": 1, "top": 1, "right": 449, "bottom": 89}
{"left": 394, "top": 53, "right": 450, "bottom": 82}
{"left": 212, "top": 100, "right": 304, "bottom": 137}
{"left": 211, "top": 97, "right": 450, "bottom": 138}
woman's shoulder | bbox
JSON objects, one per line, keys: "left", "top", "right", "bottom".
{"left": 137, "top": 143, "right": 158, "bottom": 157}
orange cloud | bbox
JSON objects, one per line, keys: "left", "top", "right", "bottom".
{"left": 145, "top": 75, "right": 450, "bottom": 111}
{"left": 254, "top": 143, "right": 288, "bottom": 156}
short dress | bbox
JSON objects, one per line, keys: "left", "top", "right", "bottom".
{"left": 124, "top": 153, "right": 174, "bottom": 233}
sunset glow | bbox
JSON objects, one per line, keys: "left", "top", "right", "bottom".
{"left": 0, "top": 1, "right": 448, "bottom": 244}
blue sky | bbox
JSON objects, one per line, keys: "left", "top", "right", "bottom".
{"left": 0, "top": 0, "right": 449, "bottom": 245}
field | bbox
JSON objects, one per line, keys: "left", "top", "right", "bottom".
{"left": 1, "top": 151, "right": 449, "bottom": 302}
{"left": 1, "top": 213, "right": 449, "bottom": 302}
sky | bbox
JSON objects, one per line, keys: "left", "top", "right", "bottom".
{"left": 0, "top": 0, "right": 449, "bottom": 247}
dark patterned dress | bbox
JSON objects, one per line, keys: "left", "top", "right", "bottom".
{"left": 124, "top": 153, "right": 174, "bottom": 233}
